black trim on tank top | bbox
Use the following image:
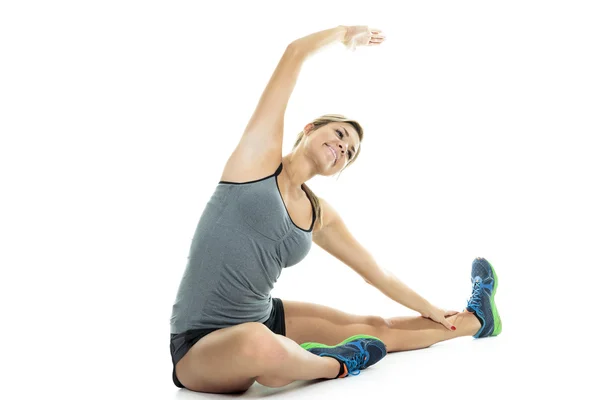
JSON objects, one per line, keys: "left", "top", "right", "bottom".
{"left": 303, "top": 186, "right": 317, "bottom": 233}
{"left": 219, "top": 162, "right": 315, "bottom": 233}
{"left": 275, "top": 177, "right": 315, "bottom": 233}
{"left": 218, "top": 162, "right": 283, "bottom": 185}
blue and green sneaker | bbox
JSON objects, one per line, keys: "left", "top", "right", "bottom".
{"left": 466, "top": 257, "right": 503, "bottom": 338}
{"left": 300, "top": 334, "right": 387, "bottom": 378}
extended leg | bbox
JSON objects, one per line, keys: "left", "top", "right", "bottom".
{"left": 382, "top": 311, "right": 480, "bottom": 352}
{"left": 283, "top": 300, "right": 481, "bottom": 353}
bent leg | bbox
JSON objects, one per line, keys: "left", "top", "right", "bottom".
{"left": 255, "top": 333, "right": 341, "bottom": 387}
{"left": 176, "top": 322, "right": 340, "bottom": 393}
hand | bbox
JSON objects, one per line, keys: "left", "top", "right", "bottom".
{"left": 341, "top": 26, "right": 386, "bottom": 51}
{"left": 421, "top": 305, "right": 460, "bottom": 331}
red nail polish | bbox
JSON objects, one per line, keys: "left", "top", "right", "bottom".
{"left": 451, "top": 326, "right": 456, "bottom": 331}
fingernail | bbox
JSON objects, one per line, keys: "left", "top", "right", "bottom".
{"left": 451, "top": 326, "right": 456, "bottom": 331}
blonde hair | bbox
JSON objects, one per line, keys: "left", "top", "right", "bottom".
{"left": 291, "top": 114, "right": 364, "bottom": 231}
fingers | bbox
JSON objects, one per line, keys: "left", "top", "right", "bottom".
{"left": 369, "top": 28, "right": 385, "bottom": 40}
{"left": 443, "top": 319, "right": 455, "bottom": 331}
{"left": 345, "top": 26, "right": 386, "bottom": 49}
{"left": 368, "top": 34, "right": 386, "bottom": 46}
{"left": 432, "top": 311, "right": 456, "bottom": 331}
{"left": 430, "top": 315, "right": 456, "bottom": 330}
{"left": 444, "top": 310, "right": 459, "bottom": 330}
{"left": 436, "top": 310, "right": 456, "bottom": 330}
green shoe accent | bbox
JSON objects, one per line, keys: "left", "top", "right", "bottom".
{"left": 490, "top": 263, "right": 502, "bottom": 336}
{"left": 300, "top": 334, "right": 384, "bottom": 351}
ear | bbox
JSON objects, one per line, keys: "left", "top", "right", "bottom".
{"left": 304, "top": 123, "right": 315, "bottom": 134}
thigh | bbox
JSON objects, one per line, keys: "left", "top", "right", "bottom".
{"left": 282, "top": 299, "right": 389, "bottom": 346}
{"left": 175, "top": 322, "right": 277, "bottom": 394}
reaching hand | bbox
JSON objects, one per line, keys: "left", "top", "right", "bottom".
{"left": 341, "top": 26, "right": 386, "bottom": 51}
{"left": 421, "top": 305, "right": 459, "bottom": 331}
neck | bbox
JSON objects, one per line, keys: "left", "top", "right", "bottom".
{"left": 281, "top": 154, "right": 316, "bottom": 193}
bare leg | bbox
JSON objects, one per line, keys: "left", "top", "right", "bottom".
{"left": 255, "top": 334, "right": 341, "bottom": 387}
{"left": 284, "top": 300, "right": 482, "bottom": 354}
{"left": 177, "top": 322, "right": 342, "bottom": 393}
{"left": 382, "top": 311, "right": 481, "bottom": 352}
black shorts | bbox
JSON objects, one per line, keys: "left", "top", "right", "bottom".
{"left": 169, "top": 297, "right": 287, "bottom": 389}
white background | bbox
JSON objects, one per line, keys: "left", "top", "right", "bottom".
{"left": 1, "top": 1, "right": 598, "bottom": 399}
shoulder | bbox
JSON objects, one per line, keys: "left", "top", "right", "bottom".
{"left": 314, "top": 196, "right": 341, "bottom": 235}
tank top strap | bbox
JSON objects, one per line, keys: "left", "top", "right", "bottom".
{"left": 274, "top": 161, "right": 283, "bottom": 177}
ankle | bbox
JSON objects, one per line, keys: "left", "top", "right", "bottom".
{"left": 322, "top": 356, "right": 344, "bottom": 379}
{"left": 451, "top": 311, "right": 481, "bottom": 336}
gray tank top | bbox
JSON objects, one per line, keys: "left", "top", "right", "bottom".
{"left": 170, "top": 162, "right": 315, "bottom": 334}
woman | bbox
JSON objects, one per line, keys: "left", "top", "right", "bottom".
{"left": 169, "top": 25, "right": 502, "bottom": 394}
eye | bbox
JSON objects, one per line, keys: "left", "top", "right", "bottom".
{"left": 335, "top": 129, "right": 353, "bottom": 160}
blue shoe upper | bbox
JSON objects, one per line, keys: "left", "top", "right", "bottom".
{"left": 466, "top": 258, "right": 497, "bottom": 338}
{"left": 307, "top": 338, "right": 386, "bottom": 376}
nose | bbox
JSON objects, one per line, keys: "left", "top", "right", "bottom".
{"left": 337, "top": 142, "right": 347, "bottom": 155}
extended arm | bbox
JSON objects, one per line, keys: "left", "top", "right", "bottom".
{"left": 313, "top": 197, "right": 434, "bottom": 316}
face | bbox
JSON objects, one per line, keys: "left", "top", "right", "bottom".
{"left": 305, "top": 122, "right": 360, "bottom": 174}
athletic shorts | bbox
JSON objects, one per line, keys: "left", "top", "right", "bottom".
{"left": 169, "top": 297, "right": 287, "bottom": 389}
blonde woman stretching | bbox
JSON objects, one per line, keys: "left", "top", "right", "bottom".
{"left": 169, "top": 25, "right": 502, "bottom": 394}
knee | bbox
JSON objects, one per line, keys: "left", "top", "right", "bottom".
{"left": 238, "top": 323, "right": 288, "bottom": 366}
{"left": 366, "top": 315, "right": 392, "bottom": 339}
{"left": 367, "top": 315, "right": 391, "bottom": 330}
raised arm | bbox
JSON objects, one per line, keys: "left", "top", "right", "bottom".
{"left": 240, "top": 26, "right": 348, "bottom": 154}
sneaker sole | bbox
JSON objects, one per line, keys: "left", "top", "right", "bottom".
{"left": 489, "top": 261, "right": 502, "bottom": 336}
{"left": 300, "top": 334, "right": 386, "bottom": 351}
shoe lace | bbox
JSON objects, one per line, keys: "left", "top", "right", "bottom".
{"left": 467, "top": 278, "right": 482, "bottom": 310}
{"left": 343, "top": 345, "right": 370, "bottom": 376}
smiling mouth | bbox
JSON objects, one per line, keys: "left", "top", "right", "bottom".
{"left": 326, "top": 144, "right": 337, "bottom": 165}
